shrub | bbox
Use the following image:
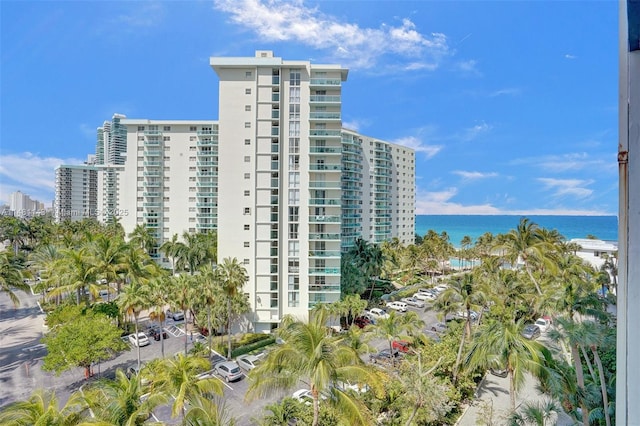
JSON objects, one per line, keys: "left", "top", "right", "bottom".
{"left": 231, "top": 336, "right": 276, "bottom": 358}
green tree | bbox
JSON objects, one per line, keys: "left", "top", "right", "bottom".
{"left": 369, "top": 310, "right": 424, "bottom": 361}
{"left": 256, "top": 398, "right": 301, "bottom": 426}
{"left": 29, "top": 244, "right": 65, "bottom": 305}
{"left": 0, "top": 389, "right": 87, "bottom": 426}
{"left": 183, "top": 394, "right": 235, "bottom": 426}
{"left": 0, "top": 251, "right": 28, "bottom": 307}
{"left": 42, "top": 307, "right": 128, "bottom": 378}
{"left": 217, "top": 257, "right": 248, "bottom": 359}
{"left": 465, "top": 319, "right": 548, "bottom": 410}
{"left": 507, "top": 399, "right": 561, "bottom": 426}
{"left": 128, "top": 223, "right": 156, "bottom": 255}
{"left": 160, "top": 233, "right": 182, "bottom": 276}
{"left": 118, "top": 281, "right": 150, "bottom": 370}
{"left": 170, "top": 274, "right": 199, "bottom": 355}
{"left": 90, "top": 234, "right": 127, "bottom": 295}
{"left": 82, "top": 369, "right": 167, "bottom": 426}
{"left": 246, "top": 309, "right": 383, "bottom": 426}
{"left": 57, "top": 247, "right": 97, "bottom": 304}
{"left": 151, "top": 353, "right": 223, "bottom": 420}
{"left": 147, "top": 275, "right": 170, "bottom": 358}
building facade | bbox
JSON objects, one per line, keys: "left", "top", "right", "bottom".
{"left": 8, "top": 191, "right": 45, "bottom": 218}
{"left": 54, "top": 165, "right": 98, "bottom": 222}
{"left": 211, "top": 51, "right": 414, "bottom": 331}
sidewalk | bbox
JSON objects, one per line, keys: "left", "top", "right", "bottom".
{"left": 456, "top": 372, "right": 575, "bottom": 426}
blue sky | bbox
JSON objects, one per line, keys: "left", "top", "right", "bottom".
{"left": 1, "top": 0, "right": 618, "bottom": 215}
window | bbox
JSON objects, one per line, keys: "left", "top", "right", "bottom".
{"left": 163, "top": 126, "right": 171, "bottom": 131}
{"left": 289, "top": 69, "right": 301, "bottom": 86}
{"left": 244, "top": 139, "right": 251, "bottom": 145}
{"left": 244, "top": 207, "right": 251, "bottom": 215}
{"left": 245, "top": 71, "right": 252, "bottom": 78}
{"left": 288, "top": 240, "right": 299, "bottom": 256}
{"left": 190, "top": 126, "right": 197, "bottom": 131}
{"left": 245, "top": 88, "right": 251, "bottom": 95}
{"left": 244, "top": 173, "right": 250, "bottom": 179}
{"left": 245, "top": 105, "right": 251, "bottom": 111}
{"left": 289, "top": 87, "right": 300, "bottom": 103}
{"left": 244, "top": 242, "right": 250, "bottom": 248}
{"left": 244, "top": 122, "right": 251, "bottom": 128}
{"left": 288, "top": 223, "right": 299, "bottom": 239}
{"left": 244, "top": 156, "right": 251, "bottom": 163}
{"left": 163, "top": 136, "right": 170, "bottom": 141}
{"left": 244, "top": 224, "right": 250, "bottom": 230}
{"left": 244, "top": 190, "right": 250, "bottom": 196}
{"left": 138, "top": 126, "right": 145, "bottom": 131}
{"left": 243, "top": 259, "right": 250, "bottom": 265}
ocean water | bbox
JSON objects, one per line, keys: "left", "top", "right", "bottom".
{"left": 415, "top": 215, "right": 618, "bottom": 248}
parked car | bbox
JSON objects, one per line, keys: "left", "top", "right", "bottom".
{"left": 215, "top": 361, "right": 243, "bottom": 382}
{"left": 335, "top": 380, "right": 369, "bottom": 393}
{"left": 401, "top": 297, "right": 425, "bottom": 308}
{"left": 354, "top": 316, "right": 371, "bottom": 328}
{"left": 292, "top": 389, "right": 313, "bottom": 405}
{"left": 430, "top": 322, "right": 447, "bottom": 333}
{"left": 534, "top": 317, "right": 551, "bottom": 332}
{"left": 237, "top": 354, "right": 261, "bottom": 371}
{"left": 366, "top": 308, "right": 390, "bottom": 322}
{"left": 386, "top": 301, "right": 408, "bottom": 312}
{"left": 369, "top": 349, "right": 401, "bottom": 365}
{"left": 521, "top": 324, "right": 541, "bottom": 340}
{"left": 456, "top": 310, "right": 478, "bottom": 320}
{"left": 392, "top": 340, "right": 411, "bottom": 353}
{"left": 489, "top": 367, "right": 509, "bottom": 378}
{"left": 412, "top": 292, "right": 433, "bottom": 301}
{"left": 128, "top": 332, "right": 150, "bottom": 347}
{"left": 169, "top": 311, "right": 185, "bottom": 321}
{"left": 147, "top": 326, "right": 168, "bottom": 341}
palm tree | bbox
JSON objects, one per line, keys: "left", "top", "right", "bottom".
{"left": 0, "top": 388, "right": 87, "bottom": 425}
{"left": 82, "top": 369, "right": 167, "bottom": 426}
{"left": 581, "top": 320, "right": 612, "bottom": 426}
{"left": 178, "top": 232, "right": 208, "bottom": 275}
{"left": 160, "top": 233, "right": 183, "bottom": 276}
{"left": 183, "top": 394, "right": 235, "bottom": 426}
{"left": 246, "top": 309, "right": 383, "bottom": 426}
{"left": 198, "top": 264, "right": 221, "bottom": 352}
{"left": 369, "top": 311, "right": 424, "bottom": 361}
{"left": 170, "top": 274, "right": 199, "bottom": 355}
{"left": 147, "top": 275, "right": 170, "bottom": 358}
{"left": 29, "top": 244, "right": 65, "bottom": 304}
{"left": 460, "top": 235, "right": 473, "bottom": 270}
{"left": 0, "top": 251, "right": 28, "bottom": 307}
{"left": 151, "top": 353, "right": 223, "bottom": 420}
{"left": 217, "top": 257, "right": 248, "bottom": 359}
{"left": 128, "top": 224, "right": 156, "bottom": 255}
{"left": 257, "top": 398, "right": 301, "bottom": 426}
{"left": 89, "top": 235, "right": 127, "bottom": 299}
{"left": 465, "top": 319, "right": 548, "bottom": 410}
{"left": 57, "top": 247, "right": 97, "bottom": 304}
{"left": 548, "top": 317, "right": 592, "bottom": 426}
{"left": 497, "top": 217, "right": 547, "bottom": 295}
{"left": 118, "top": 282, "right": 149, "bottom": 370}
{"left": 507, "top": 399, "right": 560, "bottom": 426}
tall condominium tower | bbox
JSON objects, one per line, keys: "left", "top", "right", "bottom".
{"left": 210, "top": 51, "right": 414, "bottom": 331}
{"left": 116, "top": 119, "right": 219, "bottom": 260}
{"left": 96, "top": 113, "right": 128, "bottom": 166}
{"left": 8, "top": 191, "right": 45, "bottom": 218}
{"left": 54, "top": 165, "right": 98, "bottom": 222}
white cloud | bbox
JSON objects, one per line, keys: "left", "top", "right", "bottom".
{"left": 0, "top": 152, "right": 85, "bottom": 205}
{"left": 342, "top": 118, "right": 371, "bottom": 132}
{"left": 459, "top": 121, "right": 491, "bottom": 142}
{"left": 213, "top": 0, "right": 451, "bottom": 71}
{"left": 452, "top": 170, "right": 498, "bottom": 181}
{"left": 455, "top": 59, "right": 481, "bottom": 76}
{"left": 565, "top": 54, "right": 577, "bottom": 59}
{"left": 511, "top": 152, "right": 616, "bottom": 174}
{"left": 488, "top": 87, "right": 522, "bottom": 97}
{"left": 537, "top": 177, "right": 594, "bottom": 199}
{"left": 391, "top": 136, "right": 442, "bottom": 159}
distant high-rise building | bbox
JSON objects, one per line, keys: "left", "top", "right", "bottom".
{"left": 54, "top": 165, "right": 98, "bottom": 222}
{"left": 8, "top": 191, "right": 45, "bottom": 218}
{"left": 96, "top": 113, "right": 128, "bottom": 166}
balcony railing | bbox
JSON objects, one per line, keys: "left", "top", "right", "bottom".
{"left": 309, "top": 198, "right": 341, "bottom": 206}
{"left": 310, "top": 78, "right": 341, "bottom": 86}
{"left": 310, "top": 129, "right": 342, "bottom": 137}
{"left": 309, "top": 251, "right": 341, "bottom": 258}
{"left": 309, "top": 112, "right": 341, "bottom": 120}
{"left": 309, "top": 267, "right": 341, "bottom": 275}
{"left": 309, "top": 95, "right": 341, "bottom": 103}
{"left": 309, "top": 181, "right": 341, "bottom": 188}
{"left": 309, "top": 164, "right": 341, "bottom": 171}
{"left": 309, "top": 215, "right": 340, "bottom": 223}
{"left": 197, "top": 130, "right": 218, "bottom": 136}
{"left": 309, "top": 233, "right": 340, "bottom": 240}
{"left": 310, "top": 146, "right": 341, "bottom": 154}
{"left": 144, "top": 130, "right": 163, "bottom": 136}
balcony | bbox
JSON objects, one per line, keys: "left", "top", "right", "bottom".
{"left": 309, "top": 251, "right": 341, "bottom": 258}
{"left": 310, "top": 129, "right": 342, "bottom": 137}
{"left": 197, "top": 130, "right": 218, "bottom": 136}
{"left": 197, "top": 171, "right": 218, "bottom": 177}
{"left": 310, "top": 78, "right": 341, "bottom": 87}
{"left": 309, "top": 233, "right": 340, "bottom": 240}
{"left": 142, "top": 212, "right": 160, "bottom": 218}
{"left": 196, "top": 181, "right": 216, "bottom": 187}
{"left": 143, "top": 202, "right": 161, "bottom": 208}
{"left": 143, "top": 192, "right": 160, "bottom": 197}
{"left": 342, "top": 155, "right": 362, "bottom": 164}
{"left": 196, "top": 223, "right": 217, "bottom": 230}
{"left": 309, "top": 267, "right": 341, "bottom": 275}
{"left": 309, "top": 111, "right": 341, "bottom": 120}
{"left": 144, "top": 161, "right": 162, "bottom": 167}
{"left": 309, "top": 198, "right": 341, "bottom": 206}
{"left": 309, "top": 215, "right": 340, "bottom": 223}
{"left": 144, "top": 130, "right": 163, "bottom": 136}
{"left": 196, "top": 213, "right": 218, "bottom": 219}
{"left": 197, "top": 161, "right": 218, "bottom": 166}
{"left": 144, "top": 140, "right": 161, "bottom": 146}
{"left": 309, "top": 164, "right": 341, "bottom": 171}
{"left": 310, "top": 146, "right": 341, "bottom": 154}
{"left": 196, "top": 202, "right": 216, "bottom": 207}
{"left": 145, "top": 222, "right": 160, "bottom": 228}
{"left": 144, "top": 150, "right": 161, "bottom": 156}
{"left": 196, "top": 192, "right": 216, "bottom": 197}
{"left": 197, "top": 140, "right": 216, "bottom": 147}
{"left": 143, "top": 171, "right": 161, "bottom": 177}
{"left": 309, "top": 181, "right": 341, "bottom": 188}
{"left": 143, "top": 182, "right": 161, "bottom": 187}
{"left": 309, "top": 95, "right": 341, "bottom": 103}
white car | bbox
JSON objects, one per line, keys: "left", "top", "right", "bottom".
{"left": 386, "top": 301, "right": 408, "bottom": 312}
{"left": 534, "top": 317, "right": 551, "bottom": 332}
{"left": 413, "top": 292, "right": 435, "bottom": 301}
{"left": 456, "top": 310, "right": 478, "bottom": 320}
{"left": 367, "top": 308, "right": 390, "bottom": 322}
{"left": 237, "top": 354, "right": 261, "bottom": 371}
{"left": 401, "top": 297, "right": 425, "bottom": 308}
{"left": 129, "top": 332, "right": 150, "bottom": 347}
{"left": 292, "top": 389, "right": 313, "bottom": 405}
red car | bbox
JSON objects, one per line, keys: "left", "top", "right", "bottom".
{"left": 392, "top": 340, "right": 411, "bottom": 353}
{"left": 354, "top": 316, "right": 371, "bottom": 329}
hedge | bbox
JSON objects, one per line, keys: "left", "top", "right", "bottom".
{"left": 230, "top": 336, "right": 276, "bottom": 358}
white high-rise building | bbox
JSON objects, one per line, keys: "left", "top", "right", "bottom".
{"left": 54, "top": 165, "right": 98, "bottom": 222}
{"left": 8, "top": 191, "right": 45, "bottom": 218}
{"left": 210, "top": 51, "right": 415, "bottom": 330}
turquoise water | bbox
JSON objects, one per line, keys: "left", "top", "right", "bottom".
{"left": 415, "top": 215, "right": 618, "bottom": 248}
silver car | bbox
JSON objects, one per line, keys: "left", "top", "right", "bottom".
{"left": 237, "top": 354, "right": 261, "bottom": 371}
{"left": 215, "top": 361, "right": 243, "bottom": 382}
